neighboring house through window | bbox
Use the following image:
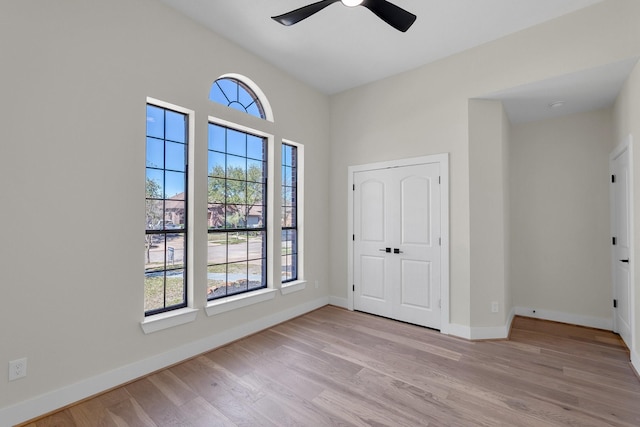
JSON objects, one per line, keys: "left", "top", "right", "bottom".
{"left": 282, "top": 142, "right": 298, "bottom": 282}
{"left": 144, "top": 75, "right": 303, "bottom": 322}
{"left": 207, "top": 76, "right": 271, "bottom": 300}
{"left": 145, "top": 101, "right": 190, "bottom": 315}
{"left": 207, "top": 122, "right": 268, "bottom": 299}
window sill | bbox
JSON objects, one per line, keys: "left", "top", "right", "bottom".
{"left": 140, "top": 307, "right": 199, "bottom": 334}
{"left": 280, "top": 280, "right": 307, "bottom": 295}
{"left": 205, "top": 288, "right": 277, "bottom": 317}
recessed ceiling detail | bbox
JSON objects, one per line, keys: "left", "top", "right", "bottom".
{"left": 482, "top": 57, "right": 639, "bottom": 124}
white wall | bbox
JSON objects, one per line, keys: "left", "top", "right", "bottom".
{"left": 329, "top": 0, "right": 640, "bottom": 332}
{"left": 0, "top": 0, "right": 330, "bottom": 422}
{"left": 469, "top": 100, "right": 512, "bottom": 333}
{"left": 510, "top": 109, "right": 614, "bottom": 327}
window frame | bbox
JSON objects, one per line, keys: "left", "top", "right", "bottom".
{"left": 281, "top": 142, "right": 299, "bottom": 283}
{"left": 206, "top": 121, "right": 269, "bottom": 301}
{"left": 205, "top": 116, "right": 276, "bottom": 313}
{"left": 280, "top": 139, "right": 305, "bottom": 294}
{"left": 209, "top": 74, "right": 275, "bottom": 123}
{"left": 141, "top": 97, "right": 197, "bottom": 332}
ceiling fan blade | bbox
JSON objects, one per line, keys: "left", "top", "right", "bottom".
{"left": 272, "top": 0, "right": 341, "bottom": 26}
{"left": 361, "top": 0, "right": 416, "bottom": 32}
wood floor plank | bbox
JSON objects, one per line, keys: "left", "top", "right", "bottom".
{"left": 123, "top": 378, "right": 186, "bottom": 426}
{"left": 21, "top": 309, "right": 640, "bottom": 427}
{"left": 177, "top": 397, "right": 237, "bottom": 427}
{"left": 105, "top": 398, "right": 157, "bottom": 427}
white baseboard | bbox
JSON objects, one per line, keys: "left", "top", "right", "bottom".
{"left": 328, "top": 295, "right": 348, "bottom": 309}
{"left": 1, "top": 297, "right": 330, "bottom": 426}
{"left": 514, "top": 306, "right": 613, "bottom": 330}
{"left": 447, "top": 307, "right": 516, "bottom": 340}
{"left": 470, "top": 307, "right": 516, "bottom": 340}
{"left": 631, "top": 348, "right": 640, "bottom": 374}
{"left": 447, "top": 323, "right": 471, "bottom": 340}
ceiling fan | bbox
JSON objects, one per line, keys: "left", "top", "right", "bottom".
{"left": 272, "top": 0, "right": 417, "bottom": 33}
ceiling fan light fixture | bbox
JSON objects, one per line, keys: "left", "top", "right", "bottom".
{"left": 272, "top": 0, "right": 416, "bottom": 32}
{"left": 341, "top": 0, "right": 363, "bottom": 7}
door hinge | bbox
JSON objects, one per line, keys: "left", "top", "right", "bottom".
{"left": 438, "top": 299, "right": 441, "bottom": 308}
{"left": 352, "top": 234, "right": 355, "bottom": 241}
{"left": 353, "top": 284, "right": 355, "bottom": 292}
{"left": 438, "top": 176, "right": 441, "bottom": 184}
{"left": 613, "top": 237, "right": 617, "bottom": 245}
{"left": 353, "top": 184, "right": 355, "bottom": 191}
{"left": 613, "top": 299, "right": 618, "bottom": 308}
{"left": 439, "top": 237, "right": 441, "bottom": 246}
{"left": 612, "top": 174, "right": 616, "bottom": 183}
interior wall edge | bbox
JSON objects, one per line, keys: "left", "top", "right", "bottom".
{"left": 469, "top": 306, "right": 516, "bottom": 340}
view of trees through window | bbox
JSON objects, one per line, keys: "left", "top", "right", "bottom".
{"left": 145, "top": 103, "right": 188, "bottom": 315}
{"left": 207, "top": 123, "right": 267, "bottom": 300}
{"left": 144, "top": 76, "right": 301, "bottom": 317}
{"left": 282, "top": 143, "right": 298, "bottom": 282}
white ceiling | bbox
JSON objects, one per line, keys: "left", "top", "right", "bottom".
{"left": 157, "top": 0, "right": 635, "bottom": 122}
{"left": 484, "top": 57, "right": 639, "bottom": 124}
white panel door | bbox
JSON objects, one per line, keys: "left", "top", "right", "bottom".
{"left": 353, "top": 174, "right": 392, "bottom": 317}
{"left": 612, "top": 147, "right": 632, "bottom": 348}
{"left": 353, "top": 162, "right": 441, "bottom": 329}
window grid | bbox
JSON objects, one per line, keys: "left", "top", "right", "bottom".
{"left": 282, "top": 143, "right": 298, "bottom": 282}
{"left": 145, "top": 104, "right": 188, "bottom": 316}
{"left": 207, "top": 123, "right": 268, "bottom": 300}
{"left": 209, "top": 77, "right": 265, "bottom": 119}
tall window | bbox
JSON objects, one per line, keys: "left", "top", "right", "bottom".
{"left": 282, "top": 143, "right": 298, "bottom": 282}
{"left": 207, "top": 123, "right": 267, "bottom": 300}
{"left": 145, "top": 103, "right": 188, "bottom": 315}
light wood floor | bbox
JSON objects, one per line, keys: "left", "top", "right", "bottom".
{"left": 22, "top": 306, "right": 640, "bottom": 426}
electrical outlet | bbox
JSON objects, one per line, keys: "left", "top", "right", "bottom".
{"left": 9, "top": 358, "right": 27, "bottom": 381}
{"left": 491, "top": 301, "right": 499, "bottom": 313}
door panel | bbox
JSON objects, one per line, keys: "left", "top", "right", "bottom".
{"left": 400, "top": 259, "right": 431, "bottom": 308}
{"left": 360, "top": 180, "right": 385, "bottom": 242}
{"left": 401, "top": 176, "right": 431, "bottom": 244}
{"left": 354, "top": 172, "right": 392, "bottom": 317}
{"left": 353, "top": 162, "right": 441, "bottom": 329}
{"left": 360, "top": 255, "right": 386, "bottom": 300}
{"left": 612, "top": 147, "right": 632, "bottom": 348}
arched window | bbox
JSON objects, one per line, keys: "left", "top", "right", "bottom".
{"left": 205, "top": 74, "right": 303, "bottom": 306}
{"left": 207, "top": 75, "right": 273, "bottom": 302}
{"left": 209, "top": 75, "right": 273, "bottom": 121}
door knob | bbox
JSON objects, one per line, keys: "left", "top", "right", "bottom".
{"left": 379, "top": 248, "right": 391, "bottom": 253}
{"left": 620, "top": 259, "right": 630, "bottom": 263}
{"left": 394, "top": 248, "right": 403, "bottom": 254}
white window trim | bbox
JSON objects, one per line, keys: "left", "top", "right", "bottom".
{"left": 280, "top": 280, "right": 307, "bottom": 295}
{"left": 141, "top": 307, "right": 199, "bottom": 334}
{"left": 142, "top": 97, "right": 196, "bottom": 333}
{"left": 205, "top": 288, "right": 277, "bottom": 316}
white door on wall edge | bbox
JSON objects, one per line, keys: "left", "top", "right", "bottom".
{"left": 611, "top": 142, "right": 632, "bottom": 349}
{"left": 353, "top": 162, "right": 441, "bottom": 329}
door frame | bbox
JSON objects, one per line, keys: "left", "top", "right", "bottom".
{"left": 347, "top": 153, "right": 450, "bottom": 334}
{"left": 610, "top": 134, "right": 635, "bottom": 353}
